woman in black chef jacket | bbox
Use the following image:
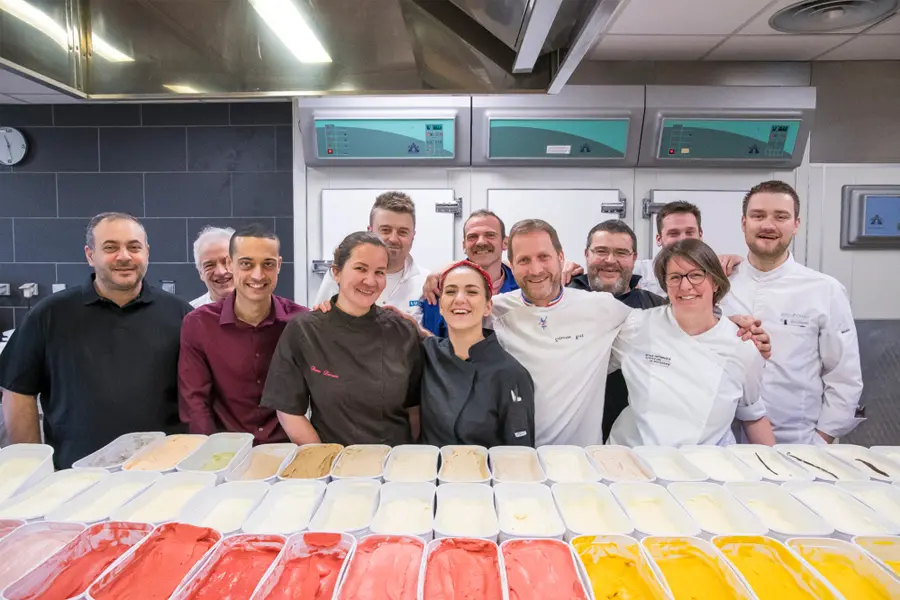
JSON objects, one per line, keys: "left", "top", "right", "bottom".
{"left": 419, "top": 260, "right": 535, "bottom": 447}
{"left": 260, "top": 232, "right": 422, "bottom": 446}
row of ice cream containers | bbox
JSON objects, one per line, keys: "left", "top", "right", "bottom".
{"left": 1, "top": 518, "right": 900, "bottom": 600}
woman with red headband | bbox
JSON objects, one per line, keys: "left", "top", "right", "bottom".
{"left": 419, "top": 260, "right": 535, "bottom": 447}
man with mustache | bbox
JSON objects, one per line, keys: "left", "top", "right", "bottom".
{"left": 190, "top": 226, "right": 235, "bottom": 308}
{"left": 567, "top": 220, "right": 665, "bottom": 440}
{"left": 179, "top": 224, "right": 307, "bottom": 443}
{"left": 314, "top": 191, "right": 429, "bottom": 323}
{"left": 720, "top": 180, "right": 863, "bottom": 445}
{"left": 0, "top": 212, "right": 192, "bottom": 468}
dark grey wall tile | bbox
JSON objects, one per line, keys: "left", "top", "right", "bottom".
{"left": 275, "top": 267, "right": 294, "bottom": 300}
{"left": 275, "top": 218, "right": 293, "bottom": 262}
{"left": 14, "top": 219, "right": 88, "bottom": 262}
{"left": 232, "top": 172, "right": 292, "bottom": 217}
{"left": 54, "top": 104, "right": 141, "bottom": 127}
{"left": 0, "top": 307, "right": 14, "bottom": 331}
{"left": 0, "top": 219, "right": 12, "bottom": 262}
{"left": 0, "top": 105, "right": 52, "bottom": 127}
{"left": 188, "top": 217, "right": 275, "bottom": 242}
{"left": 143, "top": 218, "right": 188, "bottom": 262}
{"left": 13, "top": 307, "right": 30, "bottom": 327}
{"left": 143, "top": 104, "right": 229, "bottom": 127}
{"left": 188, "top": 126, "right": 274, "bottom": 172}
{"left": 56, "top": 263, "right": 94, "bottom": 287}
{"left": 146, "top": 263, "right": 206, "bottom": 302}
{"left": 0, "top": 174, "right": 57, "bottom": 217}
{"left": 0, "top": 263, "right": 58, "bottom": 307}
{"left": 230, "top": 102, "right": 292, "bottom": 125}
{"left": 14, "top": 128, "right": 99, "bottom": 172}
{"left": 145, "top": 172, "right": 231, "bottom": 218}
{"left": 100, "top": 128, "right": 186, "bottom": 172}
{"left": 275, "top": 125, "right": 292, "bottom": 171}
{"left": 57, "top": 173, "right": 144, "bottom": 217}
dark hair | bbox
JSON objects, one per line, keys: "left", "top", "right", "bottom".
{"left": 229, "top": 223, "right": 280, "bottom": 256}
{"left": 369, "top": 191, "right": 416, "bottom": 226}
{"left": 585, "top": 220, "right": 637, "bottom": 253}
{"left": 332, "top": 231, "right": 387, "bottom": 271}
{"left": 507, "top": 219, "right": 563, "bottom": 263}
{"left": 742, "top": 180, "right": 801, "bottom": 219}
{"left": 654, "top": 238, "right": 730, "bottom": 305}
{"left": 656, "top": 201, "right": 702, "bottom": 234}
{"left": 440, "top": 260, "right": 493, "bottom": 300}
{"left": 85, "top": 212, "right": 146, "bottom": 249}
{"left": 464, "top": 209, "right": 506, "bottom": 239}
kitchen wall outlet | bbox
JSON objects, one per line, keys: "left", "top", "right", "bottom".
{"left": 0, "top": 284, "right": 9, "bottom": 296}
{"left": 161, "top": 280, "right": 175, "bottom": 294}
{"left": 52, "top": 283, "right": 66, "bottom": 293}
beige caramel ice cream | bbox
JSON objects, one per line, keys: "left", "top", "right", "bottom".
{"left": 239, "top": 451, "right": 288, "bottom": 480}
{"left": 385, "top": 451, "right": 438, "bottom": 482}
{"left": 589, "top": 448, "right": 651, "bottom": 481}
{"left": 332, "top": 446, "right": 390, "bottom": 477}
{"left": 492, "top": 452, "right": 543, "bottom": 482}
{"left": 281, "top": 444, "right": 343, "bottom": 479}
{"left": 0, "top": 457, "right": 43, "bottom": 502}
{"left": 124, "top": 435, "right": 205, "bottom": 471}
{"left": 440, "top": 448, "right": 489, "bottom": 482}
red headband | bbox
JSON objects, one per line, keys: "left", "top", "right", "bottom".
{"left": 439, "top": 260, "right": 493, "bottom": 297}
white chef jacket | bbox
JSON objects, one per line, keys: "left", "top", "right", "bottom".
{"left": 608, "top": 306, "right": 766, "bottom": 447}
{"left": 490, "top": 288, "right": 632, "bottom": 447}
{"left": 313, "top": 255, "right": 429, "bottom": 324}
{"left": 719, "top": 254, "right": 863, "bottom": 444}
{"left": 633, "top": 258, "right": 666, "bottom": 297}
{"left": 190, "top": 291, "right": 213, "bottom": 308}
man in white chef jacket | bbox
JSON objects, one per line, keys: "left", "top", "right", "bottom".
{"left": 719, "top": 180, "right": 864, "bottom": 445}
{"left": 313, "top": 191, "right": 428, "bottom": 323}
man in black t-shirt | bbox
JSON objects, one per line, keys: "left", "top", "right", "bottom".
{"left": 0, "top": 212, "right": 192, "bottom": 468}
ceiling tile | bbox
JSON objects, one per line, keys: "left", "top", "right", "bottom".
{"left": 818, "top": 34, "right": 900, "bottom": 59}
{"left": 608, "top": 0, "right": 775, "bottom": 34}
{"left": 868, "top": 13, "right": 900, "bottom": 33}
{"left": 738, "top": 0, "right": 871, "bottom": 34}
{"left": 6, "top": 93, "right": 82, "bottom": 104}
{"left": 704, "top": 34, "right": 852, "bottom": 60}
{"left": 589, "top": 35, "right": 725, "bottom": 60}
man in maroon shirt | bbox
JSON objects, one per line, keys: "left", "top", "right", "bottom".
{"left": 178, "top": 223, "right": 307, "bottom": 443}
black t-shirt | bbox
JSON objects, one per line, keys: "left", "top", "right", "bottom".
{"left": 0, "top": 276, "right": 192, "bottom": 468}
{"left": 261, "top": 301, "right": 422, "bottom": 446}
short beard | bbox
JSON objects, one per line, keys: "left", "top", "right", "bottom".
{"left": 98, "top": 268, "right": 144, "bottom": 292}
{"left": 750, "top": 238, "right": 791, "bottom": 261}
{"left": 588, "top": 271, "right": 628, "bottom": 295}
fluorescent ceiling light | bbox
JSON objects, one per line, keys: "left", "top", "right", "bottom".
{"left": 163, "top": 84, "right": 202, "bottom": 94}
{"left": 0, "top": 0, "right": 134, "bottom": 62}
{"left": 249, "top": 0, "right": 331, "bottom": 63}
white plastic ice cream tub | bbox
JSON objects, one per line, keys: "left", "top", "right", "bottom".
{"left": 632, "top": 446, "right": 707, "bottom": 484}
{"left": 537, "top": 445, "right": 602, "bottom": 485}
{"left": 179, "top": 480, "right": 271, "bottom": 535}
{"left": 383, "top": 445, "right": 440, "bottom": 485}
{"left": 45, "top": 470, "right": 161, "bottom": 524}
{"left": 433, "top": 482, "right": 499, "bottom": 542}
{"left": 494, "top": 482, "right": 565, "bottom": 542}
{"left": 0, "top": 468, "right": 108, "bottom": 521}
{"left": 609, "top": 482, "right": 701, "bottom": 540}
{"left": 226, "top": 443, "right": 297, "bottom": 483}
{"left": 551, "top": 482, "right": 634, "bottom": 542}
{"left": 242, "top": 479, "right": 327, "bottom": 536}
{"left": 678, "top": 446, "right": 761, "bottom": 483}
{"left": 370, "top": 481, "right": 435, "bottom": 541}
{"left": 775, "top": 444, "right": 869, "bottom": 482}
{"left": 176, "top": 432, "right": 254, "bottom": 483}
{"left": 0, "top": 444, "right": 54, "bottom": 504}
{"left": 109, "top": 471, "right": 217, "bottom": 525}
{"left": 308, "top": 479, "right": 381, "bottom": 538}
{"left": 724, "top": 481, "right": 834, "bottom": 541}
{"left": 782, "top": 481, "right": 900, "bottom": 539}
{"left": 73, "top": 432, "right": 165, "bottom": 471}
{"left": 727, "top": 444, "right": 814, "bottom": 482}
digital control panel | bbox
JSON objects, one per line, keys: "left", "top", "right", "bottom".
{"left": 657, "top": 118, "right": 801, "bottom": 160}
{"left": 488, "top": 118, "right": 629, "bottom": 159}
{"left": 841, "top": 186, "right": 900, "bottom": 249}
{"left": 315, "top": 118, "right": 455, "bottom": 159}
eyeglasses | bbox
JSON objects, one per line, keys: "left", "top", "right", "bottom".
{"left": 665, "top": 269, "right": 708, "bottom": 288}
{"left": 588, "top": 247, "right": 634, "bottom": 259}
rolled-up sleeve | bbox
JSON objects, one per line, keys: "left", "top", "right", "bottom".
{"left": 261, "top": 320, "right": 311, "bottom": 416}
{"left": 177, "top": 314, "right": 216, "bottom": 435}
{"left": 816, "top": 283, "right": 864, "bottom": 438}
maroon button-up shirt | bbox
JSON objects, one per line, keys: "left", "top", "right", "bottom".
{"left": 178, "top": 293, "right": 307, "bottom": 443}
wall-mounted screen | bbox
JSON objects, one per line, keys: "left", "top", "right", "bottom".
{"left": 489, "top": 118, "right": 629, "bottom": 159}
{"left": 657, "top": 118, "right": 802, "bottom": 160}
{"left": 314, "top": 118, "right": 455, "bottom": 159}
{"left": 863, "top": 195, "right": 900, "bottom": 237}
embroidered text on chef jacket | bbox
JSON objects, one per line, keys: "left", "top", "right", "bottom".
{"left": 608, "top": 305, "right": 766, "bottom": 447}
{"left": 719, "top": 254, "right": 863, "bottom": 444}
{"left": 313, "top": 255, "right": 429, "bottom": 324}
{"left": 490, "top": 287, "right": 632, "bottom": 447}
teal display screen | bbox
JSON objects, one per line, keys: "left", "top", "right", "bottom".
{"left": 489, "top": 118, "right": 629, "bottom": 159}
{"left": 315, "top": 118, "right": 455, "bottom": 159}
{"left": 658, "top": 118, "right": 801, "bottom": 160}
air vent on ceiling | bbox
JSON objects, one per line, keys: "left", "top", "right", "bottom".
{"left": 769, "top": 0, "right": 898, "bottom": 32}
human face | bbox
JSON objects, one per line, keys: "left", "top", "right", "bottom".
{"left": 585, "top": 231, "right": 635, "bottom": 295}
{"left": 197, "top": 238, "right": 233, "bottom": 301}
{"left": 463, "top": 215, "right": 506, "bottom": 270}
{"left": 657, "top": 213, "right": 702, "bottom": 248}
{"left": 228, "top": 236, "right": 281, "bottom": 304}
{"left": 742, "top": 192, "right": 798, "bottom": 261}
{"left": 510, "top": 231, "right": 564, "bottom": 306}
{"left": 333, "top": 243, "right": 388, "bottom": 316}
{"left": 664, "top": 256, "right": 717, "bottom": 312}
{"left": 85, "top": 218, "right": 149, "bottom": 293}
{"left": 370, "top": 208, "right": 414, "bottom": 271}
{"left": 440, "top": 267, "right": 492, "bottom": 332}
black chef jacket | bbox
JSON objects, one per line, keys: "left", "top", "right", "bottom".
{"left": 261, "top": 299, "right": 422, "bottom": 446}
{"left": 420, "top": 330, "right": 535, "bottom": 448}
{"left": 567, "top": 274, "right": 666, "bottom": 441}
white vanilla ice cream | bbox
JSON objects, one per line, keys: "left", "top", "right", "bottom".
{"left": 315, "top": 491, "right": 376, "bottom": 531}
{"left": 0, "top": 471, "right": 104, "bottom": 519}
{"left": 851, "top": 488, "right": 900, "bottom": 526}
{"left": 683, "top": 494, "right": 741, "bottom": 533}
{"left": 744, "top": 499, "right": 804, "bottom": 534}
{"left": 435, "top": 498, "right": 497, "bottom": 537}
{"left": 124, "top": 483, "right": 206, "bottom": 523}
{"left": 624, "top": 496, "right": 690, "bottom": 535}
{"left": 590, "top": 448, "right": 651, "bottom": 481}
{"left": 557, "top": 489, "right": 624, "bottom": 533}
{"left": 66, "top": 481, "right": 151, "bottom": 522}
{"left": 199, "top": 497, "right": 257, "bottom": 532}
{"left": 683, "top": 451, "right": 747, "bottom": 482}
{"left": 791, "top": 487, "right": 887, "bottom": 534}
{"left": 640, "top": 455, "right": 696, "bottom": 482}
{"left": 541, "top": 450, "right": 596, "bottom": 482}
{"left": 373, "top": 498, "right": 432, "bottom": 534}
{"left": 0, "top": 457, "right": 43, "bottom": 502}
{"left": 246, "top": 486, "right": 320, "bottom": 534}
{"left": 731, "top": 448, "right": 801, "bottom": 480}
{"left": 385, "top": 452, "right": 437, "bottom": 482}
{"left": 499, "top": 497, "right": 559, "bottom": 535}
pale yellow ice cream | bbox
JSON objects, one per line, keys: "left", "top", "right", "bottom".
{"left": 0, "top": 470, "right": 105, "bottom": 519}
{"left": 623, "top": 496, "right": 692, "bottom": 535}
{"left": 683, "top": 493, "right": 743, "bottom": 534}
{"left": 332, "top": 446, "right": 390, "bottom": 477}
{"left": 123, "top": 482, "right": 206, "bottom": 522}
{"left": 557, "top": 488, "right": 626, "bottom": 534}
{"left": 492, "top": 452, "right": 543, "bottom": 482}
{"left": 373, "top": 498, "right": 432, "bottom": 534}
{"left": 124, "top": 435, "right": 205, "bottom": 471}
{"left": 499, "top": 497, "right": 560, "bottom": 535}
{"left": 0, "top": 457, "right": 43, "bottom": 502}
{"left": 384, "top": 451, "right": 438, "bottom": 482}
{"left": 435, "top": 498, "right": 497, "bottom": 537}
{"left": 440, "top": 448, "right": 489, "bottom": 482}
{"left": 589, "top": 448, "right": 651, "bottom": 481}
{"left": 744, "top": 499, "right": 804, "bottom": 534}
{"left": 541, "top": 450, "right": 596, "bottom": 482}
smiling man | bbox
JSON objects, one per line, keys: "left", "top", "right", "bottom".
{"left": 0, "top": 212, "right": 192, "bottom": 468}
{"left": 179, "top": 223, "right": 307, "bottom": 443}
{"left": 720, "top": 180, "right": 863, "bottom": 445}
{"left": 190, "top": 226, "right": 234, "bottom": 308}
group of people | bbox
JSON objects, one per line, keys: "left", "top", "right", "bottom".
{"left": 0, "top": 181, "right": 864, "bottom": 470}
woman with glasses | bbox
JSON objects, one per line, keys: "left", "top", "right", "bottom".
{"left": 607, "top": 238, "right": 775, "bottom": 447}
